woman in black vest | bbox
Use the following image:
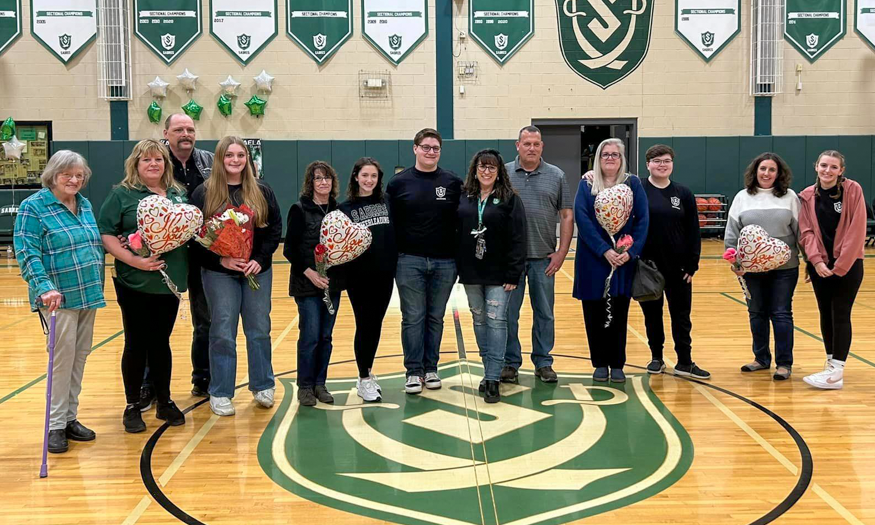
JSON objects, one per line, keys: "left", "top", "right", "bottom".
{"left": 283, "top": 161, "right": 340, "bottom": 407}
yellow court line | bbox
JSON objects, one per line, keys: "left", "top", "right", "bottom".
{"left": 626, "top": 325, "right": 864, "bottom": 525}
{"left": 122, "top": 314, "right": 298, "bottom": 525}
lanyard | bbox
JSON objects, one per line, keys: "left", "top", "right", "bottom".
{"left": 476, "top": 191, "right": 492, "bottom": 231}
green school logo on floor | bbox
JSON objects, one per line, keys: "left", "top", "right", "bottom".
{"left": 258, "top": 363, "right": 693, "bottom": 525}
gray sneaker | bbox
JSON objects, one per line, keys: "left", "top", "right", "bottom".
{"left": 297, "top": 387, "right": 317, "bottom": 407}
{"left": 535, "top": 366, "right": 558, "bottom": 383}
{"left": 314, "top": 385, "right": 335, "bottom": 404}
{"left": 500, "top": 366, "right": 519, "bottom": 383}
{"left": 646, "top": 360, "right": 665, "bottom": 374}
{"left": 741, "top": 361, "right": 768, "bottom": 372}
{"left": 675, "top": 363, "right": 711, "bottom": 379}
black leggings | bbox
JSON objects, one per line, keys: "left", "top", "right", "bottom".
{"left": 114, "top": 279, "right": 180, "bottom": 405}
{"left": 808, "top": 259, "right": 864, "bottom": 362}
{"left": 347, "top": 275, "right": 394, "bottom": 378}
{"left": 640, "top": 267, "right": 693, "bottom": 365}
{"left": 581, "top": 296, "right": 631, "bottom": 369}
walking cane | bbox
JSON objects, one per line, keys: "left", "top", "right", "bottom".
{"left": 39, "top": 311, "right": 57, "bottom": 479}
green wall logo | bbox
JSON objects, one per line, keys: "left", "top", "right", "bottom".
{"left": 237, "top": 33, "right": 251, "bottom": 49}
{"left": 58, "top": 33, "right": 71, "bottom": 49}
{"left": 785, "top": 0, "right": 846, "bottom": 62}
{"left": 555, "top": 0, "right": 654, "bottom": 89}
{"left": 388, "top": 33, "right": 402, "bottom": 49}
{"left": 258, "top": 363, "right": 693, "bottom": 525}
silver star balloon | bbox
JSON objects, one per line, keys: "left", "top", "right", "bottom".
{"left": 147, "top": 76, "right": 169, "bottom": 98}
{"left": 254, "top": 70, "right": 274, "bottom": 93}
{"left": 177, "top": 68, "right": 199, "bottom": 91}
{"left": 2, "top": 136, "right": 25, "bottom": 161}
{"left": 219, "top": 75, "right": 241, "bottom": 97}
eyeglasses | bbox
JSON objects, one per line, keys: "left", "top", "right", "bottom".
{"left": 58, "top": 173, "right": 86, "bottom": 181}
{"left": 649, "top": 159, "right": 673, "bottom": 166}
{"left": 600, "top": 152, "right": 621, "bottom": 160}
{"left": 418, "top": 145, "right": 441, "bottom": 153}
{"left": 314, "top": 176, "right": 332, "bottom": 182}
{"left": 477, "top": 164, "right": 498, "bottom": 174}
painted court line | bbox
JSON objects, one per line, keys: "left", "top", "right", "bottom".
{"left": 627, "top": 325, "right": 864, "bottom": 525}
{"left": 124, "top": 314, "right": 298, "bottom": 525}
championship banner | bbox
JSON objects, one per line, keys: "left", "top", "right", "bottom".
{"left": 244, "top": 138, "right": 264, "bottom": 179}
{"left": 30, "top": 0, "right": 97, "bottom": 64}
{"left": 210, "top": 0, "right": 278, "bottom": 65}
{"left": 362, "top": 0, "right": 428, "bottom": 65}
{"left": 135, "top": 0, "right": 201, "bottom": 64}
{"left": 469, "top": 0, "right": 533, "bottom": 64}
{"left": 675, "top": 0, "right": 740, "bottom": 62}
{"left": 855, "top": 0, "right": 875, "bottom": 51}
{"left": 785, "top": 0, "right": 845, "bottom": 62}
{"left": 0, "top": 0, "right": 21, "bottom": 56}
{"left": 554, "top": 0, "right": 654, "bottom": 90}
{"left": 287, "top": 0, "right": 353, "bottom": 64}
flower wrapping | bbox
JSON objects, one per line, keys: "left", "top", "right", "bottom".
{"left": 313, "top": 243, "right": 334, "bottom": 314}
{"left": 125, "top": 231, "right": 182, "bottom": 299}
{"left": 196, "top": 205, "right": 260, "bottom": 290}
{"left": 723, "top": 247, "right": 751, "bottom": 300}
{"left": 602, "top": 234, "right": 634, "bottom": 327}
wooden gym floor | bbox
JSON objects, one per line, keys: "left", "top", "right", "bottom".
{"left": 1, "top": 240, "right": 874, "bottom": 525}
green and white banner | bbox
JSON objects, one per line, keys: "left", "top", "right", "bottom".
{"left": 30, "top": 0, "right": 97, "bottom": 64}
{"left": 135, "top": 0, "right": 201, "bottom": 64}
{"left": 469, "top": 0, "right": 533, "bottom": 64}
{"left": 855, "top": 0, "right": 875, "bottom": 50}
{"left": 362, "top": 0, "right": 428, "bottom": 65}
{"left": 785, "top": 0, "right": 845, "bottom": 62}
{"left": 675, "top": 0, "right": 740, "bottom": 62}
{"left": 287, "top": 0, "right": 352, "bottom": 64}
{"left": 210, "top": 0, "right": 277, "bottom": 65}
{"left": 0, "top": 0, "right": 21, "bottom": 56}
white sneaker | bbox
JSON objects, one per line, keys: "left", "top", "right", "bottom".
{"left": 253, "top": 388, "right": 275, "bottom": 408}
{"left": 210, "top": 396, "right": 235, "bottom": 416}
{"left": 357, "top": 377, "right": 382, "bottom": 403}
{"left": 803, "top": 363, "right": 844, "bottom": 390}
{"left": 405, "top": 375, "right": 424, "bottom": 394}
{"left": 424, "top": 372, "right": 442, "bottom": 390}
{"left": 368, "top": 369, "right": 382, "bottom": 393}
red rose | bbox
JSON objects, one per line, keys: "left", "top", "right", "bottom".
{"left": 315, "top": 244, "right": 328, "bottom": 255}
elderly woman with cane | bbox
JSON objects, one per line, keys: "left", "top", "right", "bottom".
{"left": 14, "top": 150, "right": 106, "bottom": 456}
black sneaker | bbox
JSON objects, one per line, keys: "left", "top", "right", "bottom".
{"left": 314, "top": 385, "right": 335, "bottom": 404}
{"left": 48, "top": 429, "right": 68, "bottom": 453}
{"left": 298, "top": 387, "right": 317, "bottom": 406}
{"left": 156, "top": 401, "right": 185, "bottom": 426}
{"left": 535, "top": 366, "right": 558, "bottom": 383}
{"left": 65, "top": 420, "right": 96, "bottom": 441}
{"left": 138, "top": 385, "right": 156, "bottom": 412}
{"left": 124, "top": 404, "right": 146, "bottom": 433}
{"left": 675, "top": 363, "right": 711, "bottom": 379}
{"left": 479, "top": 379, "right": 486, "bottom": 393}
{"left": 483, "top": 380, "right": 500, "bottom": 403}
{"left": 191, "top": 382, "right": 209, "bottom": 397}
{"left": 500, "top": 366, "right": 519, "bottom": 384}
{"left": 646, "top": 360, "right": 665, "bottom": 374}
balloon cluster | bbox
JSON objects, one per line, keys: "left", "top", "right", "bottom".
{"left": 1, "top": 117, "right": 24, "bottom": 161}
{"left": 146, "top": 69, "right": 272, "bottom": 122}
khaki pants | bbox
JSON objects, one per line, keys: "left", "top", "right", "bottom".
{"left": 40, "top": 309, "right": 97, "bottom": 430}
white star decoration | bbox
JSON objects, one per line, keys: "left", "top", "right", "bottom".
{"left": 254, "top": 70, "right": 274, "bottom": 93}
{"left": 219, "top": 75, "right": 241, "bottom": 97}
{"left": 2, "top": 136, "right": 25, "bottom": 160}
{"left": 147, "top": 76, "right": 169, "bottom": 98}
{"left": 176, "top": 68, "right": 199, "bottom": 91}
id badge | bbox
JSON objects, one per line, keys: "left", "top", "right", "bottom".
{"left": 475, "top": 236, "right": 486, "bottom": 260}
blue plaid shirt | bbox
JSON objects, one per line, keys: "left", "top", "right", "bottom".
{"left": 14, "top": 188, "right": 106, "bottom": 311}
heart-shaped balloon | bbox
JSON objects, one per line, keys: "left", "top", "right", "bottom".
{"left": 320, "top": 210, "right": 372, "bottom": 269}
{"left": 736, "top": 225, "right": 792, "bottom": 272}
{"left": 137, "top": 195, "right": 204, "bottom": 255}
{"left": 594, "top": 183, "right": 634, "bottom": 238}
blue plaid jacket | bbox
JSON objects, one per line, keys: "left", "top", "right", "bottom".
{"left": 14, "top": 188, "right": 106, "bottom": 311}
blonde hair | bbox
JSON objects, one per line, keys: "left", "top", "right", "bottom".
{"left": 204, "top": 136, "right": 268, "bottom": 227}
{"left": 590, "top": 138, "right": 629, "bottom": 195}
{"left": 120, "top": 139, "right": 184, "bottom": 193}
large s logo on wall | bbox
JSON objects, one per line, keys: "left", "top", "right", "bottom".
{"left": 555, "top": 0, "right": 654, "bottom": 89}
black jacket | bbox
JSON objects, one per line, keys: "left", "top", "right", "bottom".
{"left": 283, "top": 196, "right": 338, "bottom": 297}
{"left": 190, "top": 181, "right": 283, "bottom": 274}
{"left": 456, "top": 192, "right": 527, "bottom": 285}
{"left": 170, "top": 147, "right": 214, "bottom": 198}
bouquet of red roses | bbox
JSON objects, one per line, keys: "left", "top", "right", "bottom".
{"left": 196, "top": 205, "right": 259, "bottom": 290}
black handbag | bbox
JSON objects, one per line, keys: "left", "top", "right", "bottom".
{"left": 632, "top": 258, "right": 665, "bottom": 302}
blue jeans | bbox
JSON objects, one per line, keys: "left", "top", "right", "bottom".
{"left": 506, "top": 258, "right": 555, "bottom": 369}
{"left": 202, "top": 268, "right": 275, "bottom": 398}
{"left": 464, "top": 285, "right": 511, "bottom": 381}
{"left": 295, "top": 293, "right": 341, "bottom": 388}
{"left": 396, "top": 254, "right": 457, "bottom": 377}
{"left": 743, "top": 267, "right": 798, "bottom": 369}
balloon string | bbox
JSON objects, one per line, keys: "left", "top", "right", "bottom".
{"left": 322, "top": 289, "right": 335, "bottom": 315}
{"left": 159, "top": 269, "right": 183, "bottom": 300}
{"left": 604, "top": 292, "right": 613, "bottom": 328}
{"left": 737, "top": 275, "right": 752, "bottom": 301}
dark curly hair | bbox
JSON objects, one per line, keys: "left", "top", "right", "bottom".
{"left": 744, "top": 152, "right": 792, "bottom": 198}
{"left": 301, "top": 160, "right": 339, "bottom": 200}
{"left": 346, "top": 157, "right": 384, "bottom": 201}
{"left": 463, "top": 149, "right": 516, "bottom": 202}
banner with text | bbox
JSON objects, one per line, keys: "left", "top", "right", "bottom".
{"left": 0, "top": 0, "right": 21, "bottom": 56}
{"left": 469, "top": 0, "right": 533, "bottom": 64}
{"left": 362, "top": 0, "right": 428, "bottom": 65}
{"left": 211, "top": 0, "right": 278, "bottom": 65}
{"left": 287, "top": 0, "right": 352, "bottom": 64}
{"left": 31, "top": 0, "right": 97, "bottom": 63}
{"left": 675, "top": 0, "right": 740, "bottom": 62}
{"left": 785, "top": 0, "right": 845, "bottom": 62}
{"left": 855, "top": 0, "right": 875, "bottom": 51}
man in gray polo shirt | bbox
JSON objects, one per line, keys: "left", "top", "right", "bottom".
{"left": 503, "top": 125, "right": 574, "bottom": 383}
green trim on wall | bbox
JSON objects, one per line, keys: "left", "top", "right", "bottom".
{"left": 109, "top": 101, "right": 129, "bottom": 140}
{"left": 436, "top": 0, "right": 453, "bottom": 139}
{"left": 754, "top": 97, "right": 772, "bottom": 136}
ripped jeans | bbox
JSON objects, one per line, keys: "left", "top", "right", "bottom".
{"left": 464, "top": 284, "right": 511, "bottom": 381}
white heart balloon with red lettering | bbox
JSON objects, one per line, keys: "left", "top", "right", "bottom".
{"left": 137, "top": 195, "right": 203, "bottom": 255}
{"left": 736, "top": 225, "right": 792, "bottom": 272}
{"left": 320, "top": 210, "right": 372, "bottom": 269}
{"left": 594, "top": 183, "right": 634, "bottom": 238}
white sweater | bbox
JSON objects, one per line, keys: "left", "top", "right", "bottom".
{"left": 724, "top": 187, "right": 800, "bottom": 270}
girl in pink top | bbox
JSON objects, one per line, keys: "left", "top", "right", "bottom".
{"left": 798, "top": 150, "right": 866, "bottom": 389}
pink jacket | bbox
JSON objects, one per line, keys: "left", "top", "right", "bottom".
{"left": 798, "top": 178, "right": 866, "bottom": 277}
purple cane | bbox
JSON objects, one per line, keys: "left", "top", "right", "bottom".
{"left": 39, "top": 311, "right": 57, "bottom": 479}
